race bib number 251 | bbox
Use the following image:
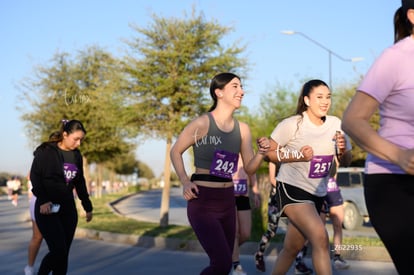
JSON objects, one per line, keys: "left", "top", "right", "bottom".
{"left": 308, "top": 155, "right": 333, "bottom": 179}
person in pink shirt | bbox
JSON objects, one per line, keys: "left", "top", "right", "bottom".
{"left": 342, "top": 1, "right": 414, "bottom": 273}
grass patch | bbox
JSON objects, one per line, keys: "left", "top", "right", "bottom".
{"left": 341, "top": 237, "right": 384, "bottom": 247}
{"left": 77, "top": 188, "right": 197, "bottom": 240}
{"left": 77, "top": 187, "right": 384, "bottom": 247}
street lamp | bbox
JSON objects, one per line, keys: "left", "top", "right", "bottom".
{"left": 281, "top": 30, "right": 363, "bottom": 88}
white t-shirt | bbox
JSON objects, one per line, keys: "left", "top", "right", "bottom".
{"left": 272, "top": 112, "right": 351, "bottom": 196}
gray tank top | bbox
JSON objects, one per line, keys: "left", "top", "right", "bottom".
{"left": 193, "top": 112, "right": 241, "bottom": 172}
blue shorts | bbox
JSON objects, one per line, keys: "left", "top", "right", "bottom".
{"left": 324, "top": 190, "right": 343, "bottom": 208}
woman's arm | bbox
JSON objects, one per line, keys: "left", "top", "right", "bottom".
{"left": 342, "top": 91, "right": 414, "bottom": 174}
{"left": 30, "top": 150, "right": 50, "bottom": 206}
{"left": 266, "top": 139, "right": 313, "bottom": 163}
{"left": 240, "top": 122, "right": 270, "bottom": 175}
{"left": 170, "top": 115, "right": 207, "bottom": 199}
{"left": 73, "top": 152, "right": 93, "bottom": 222}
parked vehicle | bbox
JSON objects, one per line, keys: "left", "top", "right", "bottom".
{"left": 336, "top": 167, "right": 369, "bottom": 230}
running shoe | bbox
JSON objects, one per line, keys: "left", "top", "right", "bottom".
{"left": 254, "top": 252, "right": 265, "bottom": 272}
{"left": 232, "top": 264, "right": 247, "bottom": 275}
{"left": 24, "top": 265, "right": 34, "bottom": 275}
{"left": 333, "top": 255, "right": 350, "bottom": 269}
{"left": 294, "top": 260, "right": 313, "bottom": 274}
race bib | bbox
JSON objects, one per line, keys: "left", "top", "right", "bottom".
{"left": 327, "top": 177, "right": 339, "bottom": 192}
{"left": 308, "top": 155, "right": 333, "bottom": 179}
{"left": 233, "top": 179, "right": 248, "bottom": 195}
{"left": 63, "top": 163, "right": 78, "bottom": 184}
{"left": 210, "top": 150, "right": 238, "bottom": 179}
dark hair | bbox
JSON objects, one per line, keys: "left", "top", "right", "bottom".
{"left": 40, "top": 120, "right": 86, "bottom": 145}
{"left": 208, "top": 72, "right": 241, "bottom": 112}
{"left": 62, "top": 119, "right": 87, "bottom": 135}
{"left": 394, "top": 7, "right": 413, "bottom": 43}
{"left": 48, "top": 131, "right": 61, "bottom": 142}
{"left": 295, "top": 79, "right": 329, "bottom": 115}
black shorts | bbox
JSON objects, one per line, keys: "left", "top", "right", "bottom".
{"left": 235, "top": 196, "right": 251, "bottom": 211}
{"left": 277, "top": 182, "right": 324, "bottom": 217}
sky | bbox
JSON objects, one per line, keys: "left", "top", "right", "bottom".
{"left": 0, "top": 0, "right": 400, "bottom": 177}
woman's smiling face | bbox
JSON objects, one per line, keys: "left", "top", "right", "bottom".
{"left": 305, "top": 84, "right": 331, "bottom": 122}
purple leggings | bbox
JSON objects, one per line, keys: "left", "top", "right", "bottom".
{"left": 187, "top": 185, "right": 236, "bottom": 275}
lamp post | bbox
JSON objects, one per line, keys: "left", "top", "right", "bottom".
{"left": 281, "top": 30, "right": 363, "bottom": 88}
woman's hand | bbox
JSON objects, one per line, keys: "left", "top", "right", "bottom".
{"left": 85, "top": 212, "right": 93, "bottom": 222}
{"left": 397, "top": 148, "right": 414, "bottom": 175}
{"left": 183, "top": 181, "right": 198, "bottom": 201}
{"left": 40, "top": 202, "right": 53, "bottom": 215}
{"left": 334, "top": 132, "right": 347, "bottom": 156}
{"left": 256, "top": 137, "right": 271, "bottom": 154}
{"left": 300, "top": 145, "right": 314, "bottom": 161}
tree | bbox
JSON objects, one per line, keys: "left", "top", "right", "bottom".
{"left": 137, "top": 161, "right": 155, "bottom": 179}
{"left": 122, "top": 8, "right": 247, "bottom": 226}
{"left": 108, "top": 152, "right": 139, "bottom": 175}
{"left": 18, "top": 46, "right": 135, "bottom": 191}
{"left": 330, "top": 81, "right": 380, "bottom": 166}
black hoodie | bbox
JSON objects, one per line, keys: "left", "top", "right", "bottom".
{"left": 30, "top": 142, "right": 93, "bottom": 213}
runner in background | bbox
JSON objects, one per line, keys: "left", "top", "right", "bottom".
{"left": 232, "top": 156, "right": 260, "bottom": 275}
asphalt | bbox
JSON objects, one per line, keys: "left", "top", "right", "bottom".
{"left": 0, "top": 189, "right": 399, "bottom": 275}
{"left": 110, "top": 187, "right": 392, "bottom": 261}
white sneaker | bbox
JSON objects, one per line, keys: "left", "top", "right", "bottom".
{"left": 24, "top": 265, "right": 34, "bottom": 275}
{"left": 233, "top": 264, "right": 247, "bottom": 275}
{"left": 333, "top": 255, "right": 350, "bottom": 269}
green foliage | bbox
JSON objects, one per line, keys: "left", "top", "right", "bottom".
{"left": 256, "top": 87, "right": 298, "bottom": 137}
{"left": 329, "top": 82, "right": 380, "bottom": 166}
{"left": 122, "top": 8, "right": 248, "bottom": 140}
{"left": 17, "top": 46, "right": 135, "bottom": 165}
{"left": 106, "top": 152, "right": 139, "bottom": 175}
{"left": 137, "top": 161, "right": 155, "bottom": 179}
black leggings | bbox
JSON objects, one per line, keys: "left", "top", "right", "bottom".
{"left": 187, "top": 185, "right": 235, "bottom": 275}
{"left": 257, "top": 186, "right": 280, "bottom": 254}
{"left": 364, "top": 174, "right": 414, "bottom": 275}
{"left": 35, "top": 200, "right": 78, "bottom": 275}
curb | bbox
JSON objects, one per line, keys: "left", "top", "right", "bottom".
{"left": 77, "top": 192, "right": 393, "bottom": 263}
{"left": 75, "top": 228, "right": 392, "bottom": 262}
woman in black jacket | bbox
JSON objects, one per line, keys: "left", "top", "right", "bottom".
{"left": 30, "top": 120, "right": 93, "bottom": 275}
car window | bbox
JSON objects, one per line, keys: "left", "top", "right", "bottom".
{"left": 336, "top": 172, "right": 350, "bottom": 187}
{"left": 350, "top": 172, "right": 363, "bottom": 185}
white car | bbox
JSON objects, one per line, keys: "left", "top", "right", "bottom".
{"left": 336, "top": 167, "right": 369, "bottom": 230}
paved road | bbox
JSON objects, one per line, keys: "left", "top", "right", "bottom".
{"left": 0, "top": 192, "right": 398, "bottom": 275}
{"left": 114, "top": 187, "right": 379, "bottom": 238}
{"left": 113, "top": 186, "right": 189, "bottom": 226}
